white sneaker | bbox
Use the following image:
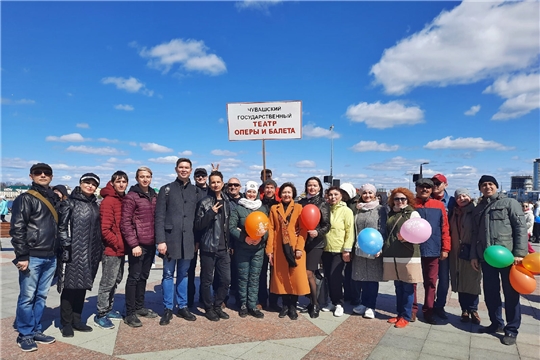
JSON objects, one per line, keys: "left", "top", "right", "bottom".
{"left": 363, "top": 308, "right": 375, "bottom": 319}
{"left": 353, "top": 304, "right": 367, "bottom": 315}
{"left": 333, "top": 305, "right": 344, "bottom": 317}
{"left": 321, "top": 303, "right": 335, "bottom": 312}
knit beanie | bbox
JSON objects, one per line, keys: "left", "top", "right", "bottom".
{"left": 478, "top": 175, "right": 498, "bottom": 190}
{"left": 454, "top": 188, "right": 471, "bottom": 199}
{"left": 359, "top": 183, "right": 377, "bottom": 194}
{"left": 245, "top": 181, "right": 258, "bottom": 193}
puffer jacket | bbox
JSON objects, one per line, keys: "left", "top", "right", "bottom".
{"left": 58, "top": 187, "right": 102, "bottom": 290}
{"left": 121, "top": 184, "right": 157, "bottom": 248}
{"left": 325, "top": 201, "right": 355, "bottom": 253}
{"left": 471, "top": 193, "right": 528, "bottom": 260}
{"left": 382, "top": 205, "right": 421, "bottom": 258}
{"left": 298, "top": 194, "right": 331, "bottom": 251}
{"left": 10, "top": 183, "right": 60, "bottom": 262}
{"left": 414, "top": 197, "right": 451, "bottom": 257}
{"left": 100, "top": 182, "right": 125, "bottom": 256}
{"left": 229, "top": 202, "right": 269, "bottom": 252}
{"left": 524, "top": 209, "right": 534, "bottom": 236}
{"left": 0, "top": 199, "right": 8, "bottom": 215}
{"left": 195, "top": 192, "right": 230, "bottom": 253}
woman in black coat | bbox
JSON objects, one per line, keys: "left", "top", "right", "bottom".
{"left": 298, "top": 176, "right": 330, "bottom": 318}
{"left": 58, "top": 173, "right": 102, "bottom": 338}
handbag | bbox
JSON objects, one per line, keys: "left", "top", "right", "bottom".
{"left": 459, "top": 243, "right": 471, "bottom": 260}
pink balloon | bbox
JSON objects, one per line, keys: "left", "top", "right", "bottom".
{"left": 400, "top": 218, "right": 432, "bottom": 244}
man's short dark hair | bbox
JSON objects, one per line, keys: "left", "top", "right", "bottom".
{"left": 176, "top": 158, "right": 192, "bottom": 168}
{"left": 209, "top": 170, "right": 223, "bottom": 181}
{"left": 111, "top": 170, "right": 128, "bottom": 183}
{"left": 260, "top": 169, "right": 272, "bottom": 177}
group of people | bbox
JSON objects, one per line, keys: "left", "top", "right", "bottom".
{"left": 11, "top": 161, "right": 529, "bottom": 352}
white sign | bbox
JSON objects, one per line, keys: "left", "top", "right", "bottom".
{"left": 227, "top": 100, "right": 302, "bottom": 141}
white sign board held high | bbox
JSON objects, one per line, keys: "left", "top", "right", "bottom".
{"left": 227, "top": 100, "right": 302, "bottom": 141}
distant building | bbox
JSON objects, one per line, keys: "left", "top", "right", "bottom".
{"left": 511, "top": 175, "right": 533, "bottom": 190}
{"left": 534, "top": 158, "right": 540, "bottom": 190}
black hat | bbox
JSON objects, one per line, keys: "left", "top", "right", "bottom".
{"left": 194, "top": 168, "right": 208, "bottom": 177}
{"left": 53, "top": 185, "right": 69, "bottom": 198}
{"left": 478, "top": 175, "right": 499, "bottom": 190}
{"left": 80, "top": 173, "right": 100, "bottom": 186}
{"left": 30, "top": 162, "right": 53, "bottom": 174}
{"left": 415, "top": 178, "right": 434, "bottom": 188}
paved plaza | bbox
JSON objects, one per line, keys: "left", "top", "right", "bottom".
{"left": 1, "top": 230, "right": 538, "bottom": 360}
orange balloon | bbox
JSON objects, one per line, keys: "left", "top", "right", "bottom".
{"left": 509, "top": 265, "right": 536, "bottom": 294}
{"left": 522, "top": 252, "right": 540, "bottom": 275}
{"left": 245, "top": 211, "right": 269, "bottom": 240}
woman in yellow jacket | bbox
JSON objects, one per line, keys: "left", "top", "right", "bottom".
{"left": 266, "top": 182, "right": 310, "bottom": 320}
{"left": 322, "top": 186, "right": 355, "bottom": 317}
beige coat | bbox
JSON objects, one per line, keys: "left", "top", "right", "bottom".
{"left": 266, "top": 201, "right": 310, "bottom": 295}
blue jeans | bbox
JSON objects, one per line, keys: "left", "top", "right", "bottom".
{"left": 481, "top": 262, "right": 521, "bottom": 336}
{"left": 458, "top": 292, "right": 479, "bottom": 312}
{"left": 16, "top": 256, "right": 57, "bottom": 337}
{"left": 162, "top": 257, "right": 191, "bottom": 310}
{"left": 357, "top": 281, "right": 379, "bottom": 310}
{"left": 394, "top": 281, "right": 414, "bottom": 321}
{"left": 434, "top": 257, "right": 450, "bottom": 309}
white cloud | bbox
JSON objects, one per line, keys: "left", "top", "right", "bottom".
{"left": 211, "top": 149, "right": 237, "bottom": 156}
{"left": 140, "top": 142, "right": 173, "bottom": 153}
{"left": 101, "top": 76, "right": 154, "bottom": 96}
{"left": 106, "top": 157, "right": 140, "bottom": 164}
{"left": 138, "top": 38, "right": 227, "bottom": 76}
{"left": 302, "top": 124, "right": 340, "bottom": 139}
{"left": 128, "top": 142, "right": 138, "bottom": 147}
{"left": 148, "top": 156, "right": 179, "bottom": 164}
{"left": 346, "top": 101, "right": 424, "bottom": 129}
{"left": 483, "top": 72, "right": 540, "bottom": 120}
{"left": 1, "top": 98, "right": 35, "bottom": 105}
{"left": 66, "top": 145, "right": 126, "bottom": 156}
{"left": 350, "top": 141, "right": 399, "bottom": 152}
{"left": 249, "top": 165, "right": 264, "bottom": 171}
{"left": 76, "top": 123, "right": 89, "bottom": 129}
{"left": 454, "top": 165, "right": 477, "bottom": 174}
{"left": 366, "top": 156, "right": 430, "bottom": 171}
{"left": 424, "top": 136, "right": 513, "bottom": 151}
{"left": 370, "top": 1, "right": 539, "bottom": 95}
{"left": 236, "top": 0, "right": 282, "bottom": 12}
{"left": 295, "top": 160, "right": 316, "bottom": 168}
{"left": 464, "top": 105, "right": 481, "bottom": 116}
{"left": 114, "top": 104, "right": 134, "bottom": 111}
{"left": 61, "top": 175, "right": 72, "bottom": 181}
{"left": 178, "top": 150, "right": 193, "bottom": 156}
{"left": 217, "top": 158, "right": 242, "bottom": 168}
{"left": 97, "top": 138, "right": 119, "bottom": 143}
{"left": 46, "top": 133, "right": 87, "bottom": 142}
{"left": 218, "top": 118, "right": 225, "bottom": 124}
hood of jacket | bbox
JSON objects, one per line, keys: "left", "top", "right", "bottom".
{"left": 128, "top": 183, "right": 157, "bottom": 198}
{"left": 100, "top": 182, "right": 123, "bottom": 199}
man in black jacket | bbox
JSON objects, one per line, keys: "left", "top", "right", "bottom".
{"left": 195, "top": 170, "right": 231, "bottom": 321}
{"left": 155, "top": 158, "right": 199, "bottom": 325}
{"left": 11, "top": 163, "right": 59, "bottom": 352}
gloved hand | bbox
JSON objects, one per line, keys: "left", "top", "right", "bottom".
{"left": 61, "top": 247, "right": 71, "bottom": 263}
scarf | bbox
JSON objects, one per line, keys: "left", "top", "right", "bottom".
{"left": 277, "top": 201, "right": 297, "bottom": 267}
{"left": 357, "top": 199, "right": 380, "bottom": 211}
{"left": 238, "top": 198, "right": 262, "bottom": 211}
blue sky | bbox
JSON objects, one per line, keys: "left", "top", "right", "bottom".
{"left": 2, "top": 0, "right": 539, "bottom": 196}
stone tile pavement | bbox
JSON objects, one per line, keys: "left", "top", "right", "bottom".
{"left": 1, "top": 236, "right": 538, "bottom": 360}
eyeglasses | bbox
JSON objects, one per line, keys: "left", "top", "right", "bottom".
{"left": 228, "top": 183, "right": 241, "bottom": 188}
{"left": 394, "top": 197, "right": 407, "bottom": 202}
{"left": 32, "top": 170, "right": 52, "bottom": 177}
{"left": 433, "top": 182, "right": 442, "bottom": 186}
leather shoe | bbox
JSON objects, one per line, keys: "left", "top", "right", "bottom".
{"left": 469, "top": 311, "right": 481, "bottom": 325}
{"left": 478, "top": 324, "right": 504, "bottom": 334}
{"left": 501, "top": 333, "right": 517, "bottom": 345}
{"left": 61, "top": 324, "right": 74, "bottom": 338}
{"left": 410, "top": 313, "right": 417, "bottom": 322}
{"left": 72, "top": 323, "right": 93, "bottom": 332}
{"left": 177, "top": 307, "right": 196, "bottom": 321}
{"left": 288, "top": 305, "right": 298, "bottom": 320}
{"left": 311, "top": 304, "right": 320, "bottom": 319}
{"left": 205, "top": 309, "right": 220, "bottom": 322}
{"left": 278, "top": 306, "right": 288, "bottom": 318}
{"left": 159, "top": 309, "right": 173, "bottom": 326}
{"left": 434, "top": 307, "right": 448, "bottom": 319}
{"left": 249, "top": 308, "right": 265, "bottom": 319}
{"left": 214, "top": 307, "right": 229, "bottom": 320}
{"left": 424, "top": 316, "right": 437, "bottom": 325}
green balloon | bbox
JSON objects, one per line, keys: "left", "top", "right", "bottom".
{"left": 484, "top": 245, "right": 514, "bottom": 268}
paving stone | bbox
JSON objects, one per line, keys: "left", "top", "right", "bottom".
{"left": 377, "top": 333, "right": 425, "bottom": 352}
{"left": 268, "top": 335, "right": 326, "bottom": 351}
{"left": 202, "top": 341, "right": 261, "bottom": 358}
{"left": 238, "top": 341, "right": 310, "bottom": 360}
{"left": 426, "top": 328, "right": 471, "bottom": 345}
{"left": 516, "top": 342, "right": 540, "bottom": 359}
{"left": 367, "top": 345, "right": 420, "bottom": 360}
{"left": 469, "top": 348, "right": 521, "bottom": 360}
{"left": 470, "top": 334, "right": 520, "bottom": 355}
{"left": 118, "top": 349, "right": 188, "bottom": 360}
{"left": 420, "top": 339, "right": 469, "bottom": 360}
{"left": 384, "top": 324, "right": 429, "bottom": 340}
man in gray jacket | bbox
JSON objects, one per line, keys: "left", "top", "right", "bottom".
{"left": 471, "top": 175, "right": 527, "bottom": 346}
{"left": 155, "top": 158, "right": 199, "bottom": 325}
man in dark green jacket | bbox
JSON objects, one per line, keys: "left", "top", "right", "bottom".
{"left": 471, "top": 175, "right": 527, "bottom": 346}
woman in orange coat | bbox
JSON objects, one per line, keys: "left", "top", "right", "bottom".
{"left": 266, "top": 182, "right": 310, "bottom": 320}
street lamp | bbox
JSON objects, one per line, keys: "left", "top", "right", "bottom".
{"left": 420, "top": 162, "right": 429, "bottom": 179}
{"left": 330, "top": 125, "right": 334, "bottom": 177}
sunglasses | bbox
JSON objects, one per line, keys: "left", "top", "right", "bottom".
{"left": 32, "top": 170, "right": 52, "bottom": 177}
{"left": 228, "top": 183, "right": 241, "bottom": 188}
{"left": 433, "top": 182, "right": 442, "bottom": 186}
{"left": 195, "top": 174, "right": 207, "bottom": 178}
{"left": 394, "top": 197, "right": 407, "bottom": 202}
